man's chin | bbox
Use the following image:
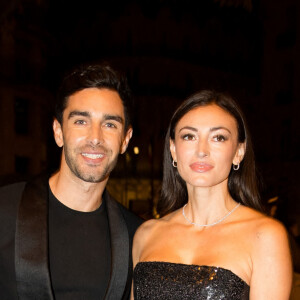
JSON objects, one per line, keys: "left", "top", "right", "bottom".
{"left": 71, "top": 168, "right": 110, "bottom": 183}
{"left": 67, "top": 158, "right": 117, "bottom": 184}
{"left": 80, "top": 174, "right": 109, "bottom": 183}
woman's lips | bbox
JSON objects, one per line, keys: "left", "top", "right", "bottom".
{"left": 189, "top": 162, "right": 214, "bottom": 173}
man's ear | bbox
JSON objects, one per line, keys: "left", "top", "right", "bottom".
{"left": 233, "top": 142, "right": 246, "bottom": 165}
{"left": 169, "top": 139, "right": 177, "bottom": 162}
{"left": 120, "top": 127, "right": 133, "bottom": 154}
{"left": 53, "top": 119, "right": 64, "bottom": 148}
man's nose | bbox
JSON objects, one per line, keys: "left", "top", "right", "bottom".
{"left": 89, "top": 124, "right": 104, "bottom": 146}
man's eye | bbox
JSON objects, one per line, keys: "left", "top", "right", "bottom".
{"left": 213, "top": 135, "right": 227, "bottom": 142}
{"left": 74, "top": 120, "right": 86, "bottom": 125}
{"left": 182, "top": 134, "right": 195, "bottom": 141}
{"left": 105, "top": 122, "right": 117, "bottom": 128}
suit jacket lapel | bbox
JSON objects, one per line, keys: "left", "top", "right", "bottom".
{"left": 104, "top": 191, "right": 129, "bottom": 300}
{"left": 15, "top": 175, "right": 54, "bottom": 299}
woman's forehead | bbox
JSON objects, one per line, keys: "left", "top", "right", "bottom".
{"left": 176, "top": 104, "right": 238, "bottom": 131}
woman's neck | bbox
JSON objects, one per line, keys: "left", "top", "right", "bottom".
{"left": 184, "top": 182, "right": 238, "bottom": 226}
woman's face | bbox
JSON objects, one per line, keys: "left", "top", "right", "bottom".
{"left": 170, "top": 104, "right": 245, "bottom": 189}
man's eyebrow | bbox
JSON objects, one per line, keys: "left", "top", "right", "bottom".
{"left": 67, "top": 111, "right": 124, "bottom": 124}
{"left": 103, "top": 114, "right": 124, "bottom": 124}
{"left": 68, "top": 111, "right": 90, "bottom": 119}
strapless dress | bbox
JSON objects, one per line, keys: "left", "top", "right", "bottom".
{"left": 133, "top": 261, "right": 249, "bottom": 299}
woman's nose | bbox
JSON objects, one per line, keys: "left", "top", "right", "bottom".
{"left": 196, "top": 139, "right": 209, "bottom": 158}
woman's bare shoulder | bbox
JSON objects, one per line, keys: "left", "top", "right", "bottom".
{"left": 253, "top": 214, "right": 289, "bottom": 249}
{"left": 241, "top": 209, "right": 293, "bottom": 298}
{"left": 133, "top": 210, "right": 180, "bottom": 245}
{"left": 241, "top": 206, "right": 287, "bottom": 235}
{"left": 134, "top": 218, "right": 160, "bottom": 238}
{"left": 239, "top": 206, "right": 290, "bottom": 254}
{"left": 132, "top": 213, "right": 177, "bottom": 264}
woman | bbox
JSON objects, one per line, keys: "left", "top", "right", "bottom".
{"left": 132, "top": 90, "right": 292, "bottom": 299}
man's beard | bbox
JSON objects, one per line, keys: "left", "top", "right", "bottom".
{"left": 64, "top": 144, "right": 119, "bottom": 183}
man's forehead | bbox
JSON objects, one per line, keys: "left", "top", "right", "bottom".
{"left": 64, "top": 88, "right": 124, "bottom": 115}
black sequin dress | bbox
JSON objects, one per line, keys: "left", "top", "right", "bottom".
{"left": 133, "top": 261, "right": 249, "bottom": 300}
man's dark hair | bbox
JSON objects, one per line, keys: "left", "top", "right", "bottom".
{"left": 55, "top": 63, "right": 133, "bottom": 131}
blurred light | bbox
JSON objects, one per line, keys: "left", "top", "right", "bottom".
{"left": 125, "top": 152, "right": 131, "bottom": 163}
{"left": 133, "top": 147, "right": 139, "bottom": 155}
{"left": 268, "top": 196, "right": 278, "bottom": 204}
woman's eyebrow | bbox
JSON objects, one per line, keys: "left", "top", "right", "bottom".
{"left": 210, "top": 126, "right": 232, "bottom": 134}
{"left": 178, "top": 126, "right": 197, "bottom": 133}
{"left": 178, "top": 126, "right": 231, "bottom": 134}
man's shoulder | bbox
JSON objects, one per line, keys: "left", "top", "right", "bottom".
{"left": 0, "top": 173, "right": 49, "bottom": 213}
{"left": 115, "top": 200, "right": 143, "bottom": 225}
{"left": 115, "top": 200, "right": 144, "bottom": 240}
{"left": 0, "top": 182, "right": 27, "bottom": 238}
{"left": 0, "top": 181, "right": 26, "bottom": 207}
{"left": 105, "top": 192, "right": 143, "bottom": 234}
{"left": 0, "top": 181, "right": 26, "bottom": 194}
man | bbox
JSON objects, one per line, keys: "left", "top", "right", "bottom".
{"left": 0, "top": 64, "right": 143, "bottom": 299}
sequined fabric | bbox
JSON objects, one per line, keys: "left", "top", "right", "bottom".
{"left": 133, "top": 261, "right": 249, "bottom": 300}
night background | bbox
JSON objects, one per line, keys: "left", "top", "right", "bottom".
{"left": 0, "top": 0, "right": 299, "bottom": 230}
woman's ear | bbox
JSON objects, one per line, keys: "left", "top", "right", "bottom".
{"left": 53, "top": 119, "right": 64, "bottom": 148}
{"left": 170, "top": 139, "right": 177, "bottom": 162}
{"left": 233, "top": 142, "right": 246, "bottom": 165}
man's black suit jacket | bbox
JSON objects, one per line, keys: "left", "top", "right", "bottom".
{"left": 0, "top": 175, "right": 143, "bottom": 300}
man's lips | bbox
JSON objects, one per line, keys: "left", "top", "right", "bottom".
{"left": 189, "top": 162, "right": 214, "bottom": 173}
{"left": 82, "top": 153, "right": 104, "bottom": 159}
{"left": 81, "top": 152, "right": 105, "bottom": 164}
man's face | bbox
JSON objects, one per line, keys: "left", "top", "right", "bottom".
{"left": 53, "top": 88, "right": 132, "bottom": 183}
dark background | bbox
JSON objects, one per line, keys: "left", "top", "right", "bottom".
{"left": 0, "top": 0, "right": 299, "bottom": 227}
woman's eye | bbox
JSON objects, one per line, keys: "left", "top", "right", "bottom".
{"left": 182, "top": 134, "right": 195, "bottom": 141}
{"left": 213, "top": 135, "right": 227, "bottom": 142}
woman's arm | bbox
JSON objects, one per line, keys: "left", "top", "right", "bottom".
{"left": 130, "top": 226, "right": 143, "bottom": 300}
{"left": 250, "top": 218, "right": 293, "bottom": 299}
{"left": 130, "top": 220, "right": 154, "bottom": 300}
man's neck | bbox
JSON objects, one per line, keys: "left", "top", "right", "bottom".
{"left": 49, "top": 171, "right": 108, "bottom": 212}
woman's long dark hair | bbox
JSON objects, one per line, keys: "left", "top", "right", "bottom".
{"left": 158, "top": 90, "right": 263, "bottom": 216}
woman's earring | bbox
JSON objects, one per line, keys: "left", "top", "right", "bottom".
{"left": 172, "top": 160, "right": 177, "bottom": 168}
{"left": 233, "top": 163, "right": 240, "bottom": 171}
